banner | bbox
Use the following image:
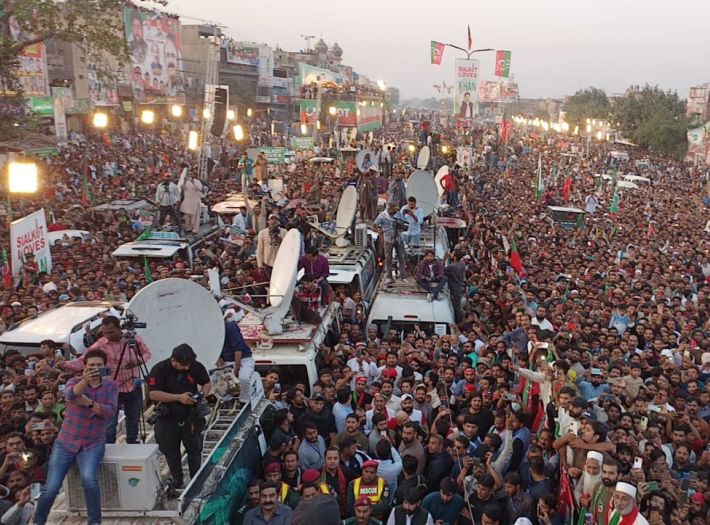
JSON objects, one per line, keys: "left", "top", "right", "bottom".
{"left": 431, "top": 41, "right": 445, "bottom": 65}
{"left": 300, "top": 100, "right": 319, "bottom": 124}
{"left": 53, "top": 97, "right": 68, "bottom": 144}
{"left": 357, "top": 105, "right": 383, "bottom": 133}
{"left": 479, "top": 81, "right": 519, "bottom": 103}
{"left": 247, "top": 147, "right": 286, "bottom": 165}
{"left": 257, "top": 45, "right": 273, "bottom": 87}
{"left": 298, "top": 62, "right": 342, "bottom": 87}
{"left": 334, "top": 101, "right": 357, "bottom": 126}
{"left": 224, "top": 40, "right": 259, "bottom": 66}
{"left": 11, "top": 209, "right": 52, "bottom": 277}
{"left": 290, "top": 137, "right": 315, "bottom": 151}
{"left": 495, "top": 50, "right": 511, "bottom": 78}
{"left": 51, "top": 87, "right": 74, "bottom": 110}
{"left": 456, "top": 147, "right": 473, "bottom": 168}
{"left": 7, "top": 16, "right": 49, "bottom": 97}
{"left": 124, "top": 6, "right": 182, "bottom": 102}
{"left": 87, "top": 66, "right": 119, "bottom": 106}
{"left": 27, "top": 96, "right": 53, "bottom": 116}
{"left": 454, "top": 59, "right": 479, "bottom": 119}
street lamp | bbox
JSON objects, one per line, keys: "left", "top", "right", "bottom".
{"left": 233, "top": 124, "right": 244, "bottom": 141}
{"left": 329, "top": 106, "right": 337, "bottom": 116}
{"left": 8, "top": 162, "right": 38, "bottom": 194}
{"left": 188, "top": 131, "right": 199, "bottom": 151}
{"left": 441, "top": 145, "right": 449, "bottom": 154}
{"left": 247, "top": 108, "right": 253, "bottom": 118}
{"left": 300, "top": 123, "right": 308, "bottom": 136}
{"left": 141, "top": 110, "right": 155, "bottom": 125}
{"left": 171, "top": 105, "right": 183, "bottom": 118}
{"left": 92, "top": 112, "right": 108, "bottom": 129}
{"left": 407, "top": 144, "right": 416, "bottom": 153}
{"left": 203, "top": 108, "right": 211, "bottom": 119}
{"left": 227, "top": 109, "right": 236, "bottom": 121}
{"left": 316, "top": 120, "right": 321, "bottom": 131}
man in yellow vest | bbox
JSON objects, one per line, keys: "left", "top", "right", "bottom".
{"left": 265, "top": 462, "right": 299, "bottom": 509}
{"left": 345, "top": 460, "right": 390, "bottom": 519}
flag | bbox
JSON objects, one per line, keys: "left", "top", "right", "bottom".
{"left": 495, "top": 50, "right": 511, "bottom": 77}
{"left": 2, "top": 249, "right": 10, "bottom": 289}
{"left": 557, "top": 466, "right": 576, "bottom": 525}
{"left": 562, "top": 176, "right": 572, "bottom": 203}
{"left": 609, "top": 186, "right": 620, "bottom": 213}
{"left": 143, "top": 256, "right": 152, "bottom": 283}
{"left": 467, "top": 25, "right": 472, "bottom": 50}
{"left": 136, "top": 228, "right": 152, "bottom": 241}
{"left": 534, "top": 154, "right": 543, "bottom": 198}
{"left": 509, "top": 238, "right": 526, "bottom": 278}
{"left": 430, "top": 41, "right": 445, "bottom": 65}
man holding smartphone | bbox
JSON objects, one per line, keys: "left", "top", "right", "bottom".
{"left": 34, "top": 349, "right": 118, "bottom": 525}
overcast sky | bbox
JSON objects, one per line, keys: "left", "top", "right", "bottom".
{"left": 165, "top": 0, "right": 710, "bottom": 101}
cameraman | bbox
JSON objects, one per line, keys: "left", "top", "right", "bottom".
{"left": 147, "top": 343, "right": 211, "bottom": 491}
{"left": 59, "top": 315, "right": 151, "bottom": 444}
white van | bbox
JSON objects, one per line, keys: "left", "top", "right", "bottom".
{"left": 0, "top": 301, "right": 124, "bottom": 356}
{"left": 326, "top": 234, "right": 380, "bottom": 304}
{"left": 112, "top": 228, "right": 219, "bottom": 267}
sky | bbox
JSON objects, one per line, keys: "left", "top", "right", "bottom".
{"left": 165, "top": 0, "right": 710, "bottom": 101}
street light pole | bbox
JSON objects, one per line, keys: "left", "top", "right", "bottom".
{"left": 444, "top": 45, "right": 494, "bottom": 59}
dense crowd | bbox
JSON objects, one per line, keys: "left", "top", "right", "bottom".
{"left": 0, "top": 114, "right": 708, "bottom": 525}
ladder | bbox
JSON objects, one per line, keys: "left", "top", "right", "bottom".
{"left": 202, "top": 400, "right": 242, "bottom": 458}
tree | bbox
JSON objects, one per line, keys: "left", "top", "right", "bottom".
{"left": 613, "top": 85, "right": 688, "bottom": 158}
{"left": 0, "top": 0, "right": 162, "bottom": 138}
{"left": 563, "top": 87, "right": 610, "bottom": 128}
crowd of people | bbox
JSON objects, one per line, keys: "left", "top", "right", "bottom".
{"left": 0, "top": 110, "right": 708, "bottom": 525}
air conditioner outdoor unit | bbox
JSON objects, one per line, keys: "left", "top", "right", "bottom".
{"left": 354, "top": 224, "right": 367, "bottom": 248}
{"left": 64, "top": 444, "right": 161, "bottom": 512}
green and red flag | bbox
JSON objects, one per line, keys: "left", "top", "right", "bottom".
{"left": 609, "top": 186, "right": 620, "bottom": 214}
{"left": 467, "top": 25, "right": 473, "bottom": 50}
{"left": 143, "top": 256, "right": 152, "bottom": 283}
{"left": 2, "top": 249, "right": 10, "bottom": 289}
{"left": 534, "top": 154, "right": 543, "bottom": 198}
{"left": 430, "top": 41, "right": 445, "bottom": 65}
{"left": 495, "top": 50, "right": 511, "bottom": 77}
{"left": 562, "top": 176, "right": 572, "bottom": 203}
{"left": 509, "top": 238, "right": 526, "bottom": 279}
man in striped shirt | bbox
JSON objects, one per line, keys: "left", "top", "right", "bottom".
{"left": 34, "top": 348, "right": 118, "bottom": 525}
{"left": 59, "top": 315, "right": 151, "bottom": 444}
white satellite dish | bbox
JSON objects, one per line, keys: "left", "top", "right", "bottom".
{"left": 406, "top": 170, "right": 439, "bottom": 217}
{"left": 334, "top": 186, "right": 357, "bottom": 247}
{"left": 434, "top": 165, "right": 449, "bottom": 197}
{"left": 349, "top": 127, "right": 358, "bottom": 141}
{"left": 417, "top": 145, "right": 430, "bottom": 170}
{"left": 268, "top": 229, "right": 301, "bottom": 316}
{"left": 125, "top": 278, "right": 225, "bottom": 370}
{"left": 356, "top": 149, "right": 379, "bottom": 174}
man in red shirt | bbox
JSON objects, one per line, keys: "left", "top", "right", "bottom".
{"left": 293, "top": 274, "right": 322, "bottom": 325}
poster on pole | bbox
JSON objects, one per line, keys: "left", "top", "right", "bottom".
{"left": 456, "top": 147, "right": 473, "bottom": 168}
{"left": 11, "top": 209, "right": 52, "bottom": 277}
{"left": 454, "top": 58, "right": 479, "bottom": 121}
{"left": 53, "top": 97, "right": 68, "bottom": 144}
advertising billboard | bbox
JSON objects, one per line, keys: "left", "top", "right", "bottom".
{"left": 454, "top": 59, "right": 479, "bottom": 120}
{"left": 224, "top": 40, "right": 259, "bottom": 66}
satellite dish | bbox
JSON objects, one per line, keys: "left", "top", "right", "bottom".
{"left": 356, "top": 149, "right": 379, "bottom": 174}
{"left": 406, "top": 170, "right": 439, "bottom": 217}
{"left": 349, "top": 127, "right": 358, "bottom": 141}
{"left": 268, "top": 229, "right": 301, "bottom": 320}
{"left": 334, "top": 186, "right": 357, "bottom": 247}
{"left": 434, "top": 165, "right": 449, "bottom": 197}
{"left": 125, "top": 278, "right": 225, "bottom": 370}
{"left": 417, "top": 145, "right": 430, "bottom": 170}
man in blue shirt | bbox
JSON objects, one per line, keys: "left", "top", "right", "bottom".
{"left": 577, "top": 368, "right": 610, "bottom": 401}
{"left": 218, "top": 317, "right": 254, "bottom": 404}
{"left": 422, "top": 478, "right": 464, "bottom": 524}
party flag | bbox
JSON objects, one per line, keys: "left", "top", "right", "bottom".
{"left": 143, "top": 256, "right": 152, "bottom": 283}
{"left": 495, "top": 50, "right": 511, "bottom": 77}
{"left": 609, "top": 186, "right": 620, "bottom": 213}
{"left": 509, "top": 238, "right": 526, "bottom": 278}
{"left": 2, "top": 249, "right": 10, "bottom": 289}
{"left": 534, "top": 154, "right": 543, "bottom": 198}
{"left": 562, "top": 176, "right": 572, "bottom": 203}
{"left": 467, "top": 25, "right": 473, "bottom": 50}
{"left": 430, "top": 41, "right": 445, "bottom": 65}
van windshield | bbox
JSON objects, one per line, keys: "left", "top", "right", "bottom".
{"left": 255, "top": 364, "right": 311, "bottom": 397}
{"left": 370, "top": 320, "right": 449, "bottom": 339}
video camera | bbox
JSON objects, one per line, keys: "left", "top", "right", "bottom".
{"left": 121, "top": 312, "right": 147, "bottom": 331}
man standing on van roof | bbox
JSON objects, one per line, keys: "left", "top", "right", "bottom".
{"left": 59, "top": 315, "right": 151, "bottom": 444}
{"left": 373, "top": 202, "right": 408, "bottom": 284}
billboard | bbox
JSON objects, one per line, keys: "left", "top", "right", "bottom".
{"left": 478, "top": 81, "right": 520, "bottom": 103}
{"left": 454, "top": 59, "right": 479, "bottom": 120}
{"left": 11, "top": 209, "right": 52, "bottom": 277}
{"left": 87, "top": 66, "right": 119, "bottom": 106}
{"left": 257, "top": 45, "right": 273, "bottom": 87}
{"left": 687, "top": 84, "right": 710, "bottom": 118}
{"left": 357, "top": 105, "right": 382, "bottom": 133}
{"left": 334, "top": 101, "right": 357, "bottom": 127}
{"left": 298, "top": 63, "right": 342, "bottom": 87}
{"left": 224, "top": 40, "right": 259, "bottom": 66}
{"left": 300, "top": 100, "right": 319, "bottom": 124}
{"left": 123, "top": 6, "right": 182, "bottom": 101}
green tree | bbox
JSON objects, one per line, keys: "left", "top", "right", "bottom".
{"left": 0, "top": 0, "right": 162, "bottom": 138}
{"left": 563, "top": 87, "right": 610, "bottom": 128}
{"left": 613, "top": 85, "right": 688, "bottom": 158}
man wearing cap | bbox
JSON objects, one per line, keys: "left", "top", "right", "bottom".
{"left": 154, "top": 172, "right": 182, "bottom": 230}
{"left": 349, "top": 373, "right": 374, "bottom": 411}
{"left": 577, "top": 368, "right": 610, "bottom": 402}
{"left": 345, "top": 460, "right": 390, "bottom": 519}
{"left": 264, "top": 462, "right": 300, "bottom": 509}
{"left": 256, "top": 214, "right": 286, "bottom": 273}
{"left": 574, "top": 451, "right": 603, "bottom": 504}
{"left": 607, "top": 482, "right": 649, "bottom": 525}
{"left": 343, "top": 496, "right": 383, "bottom": 525}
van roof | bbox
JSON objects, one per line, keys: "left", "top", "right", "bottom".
{"left": 0, "top": 302, "right": 123, "bottom": 344}
{"left": 112, "top": 240, "right": 187, "bottom": 258}
{"left": 368, "top": 286, "right": 454, "bottom": 325}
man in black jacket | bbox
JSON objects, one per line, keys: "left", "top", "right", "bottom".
{"left": 424, "top": 434, "right": 453, "bottom": 494}
{"left": 385, "top": 487, "right": 434, "bottom": 525}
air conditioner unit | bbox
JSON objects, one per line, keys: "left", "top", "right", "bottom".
{"left": 64, "top": 444, "right": 161, "bottom": 512}
{"left": 354, "top": 224, "right": 367, "bottom": 248}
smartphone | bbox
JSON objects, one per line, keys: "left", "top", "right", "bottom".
{"left": 31, "top": 482, "right": 41, "bottom": 500}
{"left": 99, "top": 367, "right": 111, "bottom": 377}
{"left": 58, "top": 384, "right": 66, "bottom": 393}
{"left": 638, "top": 416, "right": 648, "bottom": 432}
{"left": 504, "top": 393, "right": 517, "bottom": 402}
{"left": 633, "top": 457, "right": 643, "bottom": 470}
{"left": 681, "top": 479, "right": 691, "bottom": 491}
{"left": 647, "top": 481, "right": 659, "bottom": 492}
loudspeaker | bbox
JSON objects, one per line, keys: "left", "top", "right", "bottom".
{"left": 210, "top": 87, "right": 228, "bottom": 137}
